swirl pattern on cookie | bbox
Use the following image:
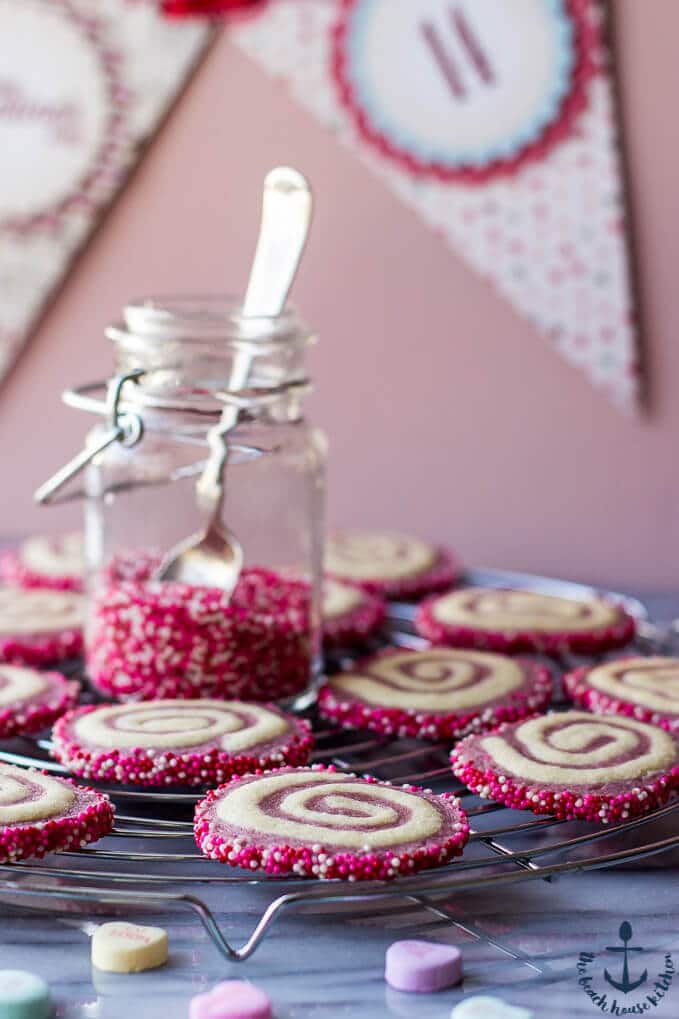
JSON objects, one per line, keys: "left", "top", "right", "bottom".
{"left": 72, "top": 701, "right": 290, "bottom": 752}
{"left": 325, "top": 531, "right": 457, "bottom": 598}
{"left": 481, "top": 713, "right": 675, "bottom": 785}
{"left": 432, "top": 590, "right": 617, "bottom": 632}
{"left": 0, "top": 666, "right": 48, "bottom": 706}
{"left": 0, "top": 666, "right": 80, "bottom": 739}
{"left": 581, "top": 658, "right": 679, "bottom": 713}
{"left": 329, "top": 649, "right": 526, "bottom": 710}
{"left": 0, "top": 589, "right": 84, "bottom": 636}
{"left": 0, "top": 533, "right": 84, "bottom": 592}
{"left": 451, "top": 711, "right": 679, "bottom": 823}
{"left": 417, "top": 587, "right": 635, "bottom": 653}
{"left": 0, "top": 761, "right": 113, "bottom": 864}
{"left": 217, "top": 769, "right": 444, "bottom": 848}
{"left": 326, "top": 531, "right": 437, "bottom": 581}
{"left": 0, "top": 765, "right": 75, "bottom": 824}
{"left": 564, "top": 657, "right": 679, "bottom": 730}
{"left": 53, "top": 700, "right": 313, "bottom": 787}
{"left": 194, "top": 765, "right": 470, "bottom": 880}
{"left": 319, "top": 649, "right": 552, "bottom": 741}
{"left": 0, "top": 589, "right": 84, "bottom": 666}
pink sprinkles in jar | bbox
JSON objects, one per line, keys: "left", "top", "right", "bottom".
{"left": 87, "top": 552, "right": 313, "bottom": 701}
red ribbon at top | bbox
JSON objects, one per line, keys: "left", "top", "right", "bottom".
{"left": 161, "top": 0, "right": 268, "bottom": 18}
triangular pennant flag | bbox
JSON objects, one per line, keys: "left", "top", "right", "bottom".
{"left": 232, "top": 0, "right": 640, "bottom": 411}
{"left": 0, "top": 0, "right": 214, "bottom": 382}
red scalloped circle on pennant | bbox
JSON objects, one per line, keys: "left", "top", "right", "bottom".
{"left": 0, "top": 0, "right": 129, "bottom": 234}
{"left": 331, "top": 0, "right": 599, "bottom": 184}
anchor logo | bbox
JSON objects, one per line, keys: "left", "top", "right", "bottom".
{"left": 604, "top": 921, "right": 648, "bottom": 994}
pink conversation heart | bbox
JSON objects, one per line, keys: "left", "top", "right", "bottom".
{"left": 189, "top": 980, "right": 272, "bottom": 1019}
{"left": 385, "top": 939, "right": 463, "bottom": 992}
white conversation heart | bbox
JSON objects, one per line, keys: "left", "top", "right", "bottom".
{"left": 91, "top": 922, "right": 168, "bottom": 973}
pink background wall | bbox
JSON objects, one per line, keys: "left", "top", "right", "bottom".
{"left": 1, "top": 0, "right": 678, "bottom": 591}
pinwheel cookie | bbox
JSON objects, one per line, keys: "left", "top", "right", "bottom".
{"left": 564, "top": 656, "right": 679, "bottom": 733}
{"left": 0, "top": 533, "right": 84, "bottom": 591}
{"left": 52, "top": 700, "right": 313, "bottom": 786}
{"left": 0, "top": 761, "right": 113, "bottom": 864}
{"left": 319, "top": 648, "right": 552, "bottom": 741}
{"left": 451, "top": 711, "right": 679, "bottom": 823}
{"left": 322, "top": 577, "right": 385, "bottom": 648}
{"left": 0, "top": 665, "right": 79, "bottom": 738}
{"left": 0, "top": 589, "right": 84, "bottom": 666}
{"left": 325, "top": 530, "right": 458, "bottom": 600}
{"left": 416, "top": 587, "right": 635, "bottom": 655}
{"left": 194, "top": 765, "right": 469, "bottom": 880}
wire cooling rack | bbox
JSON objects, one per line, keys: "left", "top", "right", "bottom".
{"left": 0, "top": 568, "right": 677, "bottom": 962}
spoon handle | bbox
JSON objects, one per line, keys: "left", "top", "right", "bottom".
{"left": 197, "top": 167, "right": 312, "bottom": 519}
{"left": 196, "top": 406, "right": 233, "bottom": 517}
{"left": 241, "top": 166, "right": 313, "bottom": 323}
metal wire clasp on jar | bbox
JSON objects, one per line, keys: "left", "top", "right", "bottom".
{"left": 36, "top": 296, "right": 327, "bottom": 709}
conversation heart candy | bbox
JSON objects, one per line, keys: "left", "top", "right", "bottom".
{"left": 451, "top": 995, "right": 534, "bottom": 1019}
{"left": 0, "top": 970, "right": 51, "bottom": 1019}
{"left": 91, "top": 922, "right": 168, "bottom": 973}
{"left": 189, "top": 981, "right": 272, "bottom": 1019}
{"left": 385, "top": 939, "right": 463, "bottom": 992}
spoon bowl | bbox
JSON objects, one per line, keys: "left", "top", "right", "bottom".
{"left": 155, "top": 522, "right": 243, "bottom": 592}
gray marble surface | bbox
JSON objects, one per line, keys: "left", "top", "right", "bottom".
{"left": 1, "top": 587, "right": 678, "bottom": 1018}
{"left": 2, "top": 869, "right": 678, "bottom": 1018}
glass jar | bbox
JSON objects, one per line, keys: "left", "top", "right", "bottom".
{"left": 47, "top": 296, "right": 326, "bottom": 708}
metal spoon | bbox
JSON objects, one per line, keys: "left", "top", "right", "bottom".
{"left": 154, "top": 166, "right": 313, "bottom": 593}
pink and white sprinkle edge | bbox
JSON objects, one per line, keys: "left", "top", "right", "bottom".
{"left": 0, "top": 780, "right": 114, "bottom": 864}
{"left": 51, "top": 706, "right": 314, "bottom": 787}
{"left": 318, "top": 657, "right": 553, "bottom": 742}
{"left": 450, "top": 729, "right": 679, "bottom": 824}
{"left": 193, "top": 763, "right": 470, "bottom": 881}
{"left": 87, "top": 562, "right": 312, "bottom": 702}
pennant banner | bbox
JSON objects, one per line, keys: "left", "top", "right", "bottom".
{"left": 233, "top": 0, "right": 641, "bottom": 411}
{"left": 0, "top": 0, "right": 213, "bottom": 382}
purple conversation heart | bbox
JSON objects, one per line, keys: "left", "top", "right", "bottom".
{"left": 385, "top": 939, "right": 463, "bottom": 992}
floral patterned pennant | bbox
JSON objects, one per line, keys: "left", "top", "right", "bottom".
{"left": 0, "top": 0, "right": 213, "bottom": 383}
{"left": 232, "top": 0, "right": 641, "bottom": 411}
